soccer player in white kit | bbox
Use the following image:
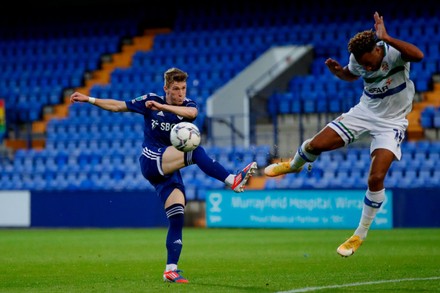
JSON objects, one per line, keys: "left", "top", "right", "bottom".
{"left": 265, "top": 12, "right": 424, "bottom": 256}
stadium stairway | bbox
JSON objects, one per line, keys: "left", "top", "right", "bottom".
{"left": 407, "top": 81, "right": 440, "bottom": 141}
{"left": 69, "top": 28, "right": 170, "bottom": 98}
{"left": 5, "top": 28, "right": 170, "bottom": 152}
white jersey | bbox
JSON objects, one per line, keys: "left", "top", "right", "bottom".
{"left": 348, "top": 41, "right": 415, "bottom": 120}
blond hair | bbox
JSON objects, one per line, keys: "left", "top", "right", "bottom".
{"left": 164, "top": 67, "right": 188, "bottom": 88}
{"left": 348, "top": 30, "right": 377, "bottom": 59}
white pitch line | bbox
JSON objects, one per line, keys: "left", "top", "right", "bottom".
{"left": 276, "top": 276, "right": 440, "bottom": 293}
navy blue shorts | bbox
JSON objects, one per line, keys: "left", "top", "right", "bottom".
{"left": 139, "top": 146, "right": 186, "bottom": 204}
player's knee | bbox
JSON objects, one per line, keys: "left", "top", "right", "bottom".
{"left": 367, "top": 172, "right": 386, "bottom": 187}
{"left": 165, "top": 189, "right": 186, "bottom": 207}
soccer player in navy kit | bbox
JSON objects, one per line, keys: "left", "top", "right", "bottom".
{"left": 70, "top": 67, "right": 257, "bottom": 283}
{"left": 265, "top": 12, "right": 424, "bottom": 257}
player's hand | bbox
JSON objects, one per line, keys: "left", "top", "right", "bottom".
{"left": 374, "top": 11, "right": 390, "bottom": 42}
{"left": 70, "top": 92, "right": 89, "bottom": 103}
{"left": 325, "top": 58, "right": 343, "bottom": 75}
{"left": 145, "top": 100, "right": 163, "bottom": 111}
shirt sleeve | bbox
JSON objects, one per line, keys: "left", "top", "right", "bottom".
{"left": 125, "top": 94, "right": 150, "bottom": 115}
{"left": 184, "top": 99, "right": 198, "bottom": 122}
{"left": 347, "top": 54, "right": 363, "bottom": 76}
{"left": 387, "top": 46, "right": 406, "bottom": 66}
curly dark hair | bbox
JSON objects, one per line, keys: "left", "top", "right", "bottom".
{"left": 164, "top": 67, "right": 188, "bottom": 88}
{"left": 348, "top": 30, "right": 377, "bottom": 59}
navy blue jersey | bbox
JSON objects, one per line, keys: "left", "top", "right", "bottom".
{"left": 125, "top": 93, "right": 198, "bottom": 148}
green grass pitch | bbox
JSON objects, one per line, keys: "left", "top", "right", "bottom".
{"left": 1, "top": 228, "right": 439, "bottom": 292}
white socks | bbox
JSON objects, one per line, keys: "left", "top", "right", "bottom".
{"left": 354, "top": 189, "right": 385, "bottom": 240}
{"left": 165, "top": 264, "right": 177, "bottom": 272}
{"left": 225, "top": 175, "right": 235, "bottom": 186}
{"left": 290, "top": 139, "right": 318, "bottom": 170}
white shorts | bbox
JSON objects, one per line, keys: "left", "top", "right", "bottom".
{"left": 328, "top": 103, "right": 408, "bottom": 160}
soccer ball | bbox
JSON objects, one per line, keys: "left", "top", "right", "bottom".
{"left": 170, "top": 122, "right": 201, "bottom": 152}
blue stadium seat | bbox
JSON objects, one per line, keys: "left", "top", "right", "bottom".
{"left": 433, "top": 111, "right": 440, "bottom": 128}
{"left": 421, "top": 106, "right": 435, "bottom": 128}
{"left": 3, "top": 4, "right": 440, "bottom": 193}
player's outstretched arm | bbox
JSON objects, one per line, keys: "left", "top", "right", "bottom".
{"left": 325, "top": 58, "right": 359, "bottom": 82}
{"left": 145, "top": 100, "right": 197, "bottom": 120}
{"left": 70, "top": 92, "right": 128, "bottom": 112}
{"left": 374, "top": 11, "right": 424, "bottom": 62}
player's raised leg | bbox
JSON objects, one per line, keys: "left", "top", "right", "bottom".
{"left": 175, "top": 146, "right": 257, "bottom": 192}
{"left": 264, "top": 139, "right": 316, "bottom": 177}
{"left": 231, "top": 161, "right": 258, "bottom": 192}
{"left": 265, "top": 126, "right": 345, "bottom": 177}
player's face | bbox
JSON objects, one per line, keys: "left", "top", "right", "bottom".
{"left": 357, "top": 46, "right": 383, "bottom": 72}
{"left": 165, "top": 81, "right": 187, "bottom": 105}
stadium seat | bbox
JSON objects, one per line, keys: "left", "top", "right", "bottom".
{"left": 2, "top": 1, "right": 440, "bottom": 194}
{"left": 421, "top": 106, "right": 435, "bottom": 128}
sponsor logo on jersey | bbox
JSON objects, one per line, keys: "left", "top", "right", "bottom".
{"left": 132, "top": 95, "right": 147, "bottom": 103}
{"left": 160, "top": 122, "right": 176, "bottom": 131}
{"left": 151, "top": 119, "right": 177, "bottom": 132}
{"left": 367, "top": 85, "right": 389, "bottom": 94}
{"left": 151, "top": 120, "right": 159, "bottom": 129}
